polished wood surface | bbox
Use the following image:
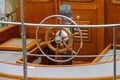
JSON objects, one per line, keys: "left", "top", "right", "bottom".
{"left": 0, "top": 25, "right": 19, "bottom": 44}
{"left": 0, "top": 38, "right": 41, "bottom": 51}
{"left": 105, "top": 0, "right": 120, "bottom": 46}
{"left": 16, "top": 0, "right": 58, "bottom": 40}
{"left": 58, "top": 0, "right": 104, "bottom": 62}
{"left": 14, "top": 0, "right": 105, "bottom": 62}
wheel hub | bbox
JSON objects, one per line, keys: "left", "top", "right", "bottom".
{"left": 55, "top": 35, "right": 62, "bottom": 43}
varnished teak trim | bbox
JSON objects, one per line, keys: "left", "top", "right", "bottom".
{"left": 111, "top": 0, "right": 120, "bottom": 4}
{"left": 25, "top": 0, "right": 52, "bottom": 3}
{"left": 67, "top": 0, "right": 94, "bottom": 3}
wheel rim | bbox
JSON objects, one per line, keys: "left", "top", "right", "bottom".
{"left": 36, "top": 14, "right": 83, "bottom": 62}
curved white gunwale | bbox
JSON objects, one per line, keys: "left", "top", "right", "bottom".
{"left": 0, "top": 60, "right": 120, "bottom": 80}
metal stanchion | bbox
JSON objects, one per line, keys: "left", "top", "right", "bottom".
{"left": 20, "top": 0, "right": 27, "bottom": 80}
{"left": 113, "top": 27, "right": 117, "bottom": 80}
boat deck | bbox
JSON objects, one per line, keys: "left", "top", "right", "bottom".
{"left": 0, "top": 51, "right": 22, "bottom": 63}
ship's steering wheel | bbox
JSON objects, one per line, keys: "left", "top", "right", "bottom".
{"left": 36, "top": 15, "right": 83, "bottom": 62}
{"left": 45, "top": 27, "right": 72, "bottom": 54}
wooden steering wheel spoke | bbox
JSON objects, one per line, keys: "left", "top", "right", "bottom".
{"left": 70, "top": 48, "right": 76, "bottom": 55}
{"left": 55, "top": 43, "right": 60, "bottom": 54}
{"left": 51, "top": 31, "right": 56, "bottom": 36}
{"left": 72, "top": 32, "right": 79, "bottom": 36}
{"left": 63, "top": 41, "right": 76, "bottom": 54}
{"left": 63, "top": 41, "right": 70, "bottom": 48}
{"left": 48, "top": 39, "right": 54, "bottom": 43}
